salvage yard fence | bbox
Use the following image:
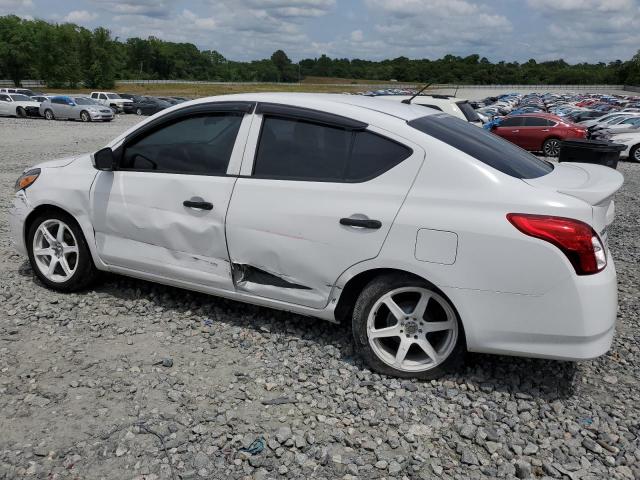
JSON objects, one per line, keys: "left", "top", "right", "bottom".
{"left": 1, "top": 79, "right": 637, "bottom": 93}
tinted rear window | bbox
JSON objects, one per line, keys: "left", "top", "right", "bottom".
{"left": 408, "top": 114, "right": 553, "bottom": 179}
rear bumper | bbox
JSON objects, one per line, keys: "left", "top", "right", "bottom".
{"left": 445, "top": 259, "right": 618, "bottom": 360}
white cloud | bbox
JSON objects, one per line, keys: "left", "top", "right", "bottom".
{"left": 91, "top": 0, "right": 170, "bottom": 18}
{"left": 350, "top": 30, "right": 363, "bottom": 42}
{"left": 64, "top": 10, "right": 98, "bottom": 23}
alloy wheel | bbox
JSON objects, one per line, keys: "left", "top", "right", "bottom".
{"left": 633, "top": 147, "right": 640, "bottom": 162}
{"left": 366, "top": 287, "right": 458, "bottom": 373}
{"left": 136, "top": 108, "right": 142, "bottom": 116}
{"left": 45, "top": 110, "right": 53, "bottom": 120}
{"left": 32, "top": 219, "right": 79, "bottom": 283}
{"left": 544, "top": 139, "right": 560, "bottom": 157}
{"left": 81, "top": 111, "right": 90, "bottom": 122}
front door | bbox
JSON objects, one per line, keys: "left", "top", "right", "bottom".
{"left": 0, "top": 94, "right": 11, "bottom": 115}
{"left": 225, "top": 108, "right": 424, "bottom": 309}
{"left": 90, "top": 109, "right": 251, "bottom": 288}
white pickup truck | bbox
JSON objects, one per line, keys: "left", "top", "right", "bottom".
{"left": 90, "top": 92, "right": 132, "bottom": 112}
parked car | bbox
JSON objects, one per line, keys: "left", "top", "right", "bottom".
{"left": 568, "top": 111, "right": 605, "bottom": 123}
{"left": 130, "top": 96, "right": 172, "bottom": 116}
{"left": 0, "top": 93, "right": 41, "bottom": 117}
{"left": 30, "top": 95, "right": 51, "bottom": 103}
{"left": 89, "top": 91, "right": 132, "bottom": 112}
{"left": 0, "top": 87, "right": 39, "bottom": 97}
{"left": 490, "top": 113, "right": 587, "bottom": 156}
{"left": 9, "top": 93, "right": 622, "bottom": 379}
{"left": 375, "top": 94, "right": 483, "bottom": 126}
{"left": 608, "top": 131, "right": 640, "bottom": 162}
{"left": 118, "top": 94, "right": 146, "bottom": 113}
{"left": 579, "top": 112, "right": 638, "bottom": 128}
{"left": 39, "top": 96, "right": 115, "bottom": 122}
{"left": 157, "top": 96, "right": 182, "bottom": 105}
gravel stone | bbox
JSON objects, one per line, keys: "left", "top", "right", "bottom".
{"left": 0, "top": 114, "right": 639, "bottom": 480}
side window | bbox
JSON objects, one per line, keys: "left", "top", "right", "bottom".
{"left": 91, "top": 93, "right": 97, "bottom": 98}
{"left": 499, "top": 117, "right": 524, "bottom": 127}
{"left": 523, "top": 117, "right": 549, "bottom": 127}
{"left": 99, "top": 94, "right": 107, "bottom": 100}
{"left": 545, "top": 119, "right": 556, "bottom": 126}
{"left": 0, "top": 94, "right": 9, "bottom": 102}
{"left": 52, "top": 97, "right": 65, "bottom": 104}
{"left": 253, "top": 116, "right": 411, "bottom": 182}
{"left": 346, "top": 131, "right": 412, "bottom": 181}
{"left": 121, "top": 113, "right": 243, "bottom": 175}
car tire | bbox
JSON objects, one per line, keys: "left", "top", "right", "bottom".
{"left": 136, "top": 108, "right": 143, "bottom": 116}
{"left": 27, "top": 211, "right": 99, "bottom": 292}
{"left": 542, "top": 138, "right": 561, "bottom": 157}
{"left": 630, "top": 145, "right": 640, "bottom": 163}
{"left": 80, "top": 111, "right": 91, "bottom": 122}
{"left": 16, "top": 107, "right": 27, "bottom": 118}
{"left": 352, "top": 273, "right": 465, "bottom": 379}
{"left": 44, "top": 109, "right": 54, "bottom": 121}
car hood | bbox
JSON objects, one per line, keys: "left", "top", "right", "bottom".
{"left": 32, "top": 155, "right": 79, "bottom": 170}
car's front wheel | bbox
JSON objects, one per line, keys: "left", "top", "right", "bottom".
{"left": 543, "top": 138, "right": 561, "bottom": 157}
{"left": 352, "top": 274, "right": 464, "bottom": 379}
{"left": 44, "top": 109, "right": 54, "bottom": 121}
{"left": 27, "top": 211, "right": 98, "bottom": 292}
{"left": 16, "top": 107, "right": 26, "bottom": 118}
{"left": 80, "top": 111, "right": 91, "bottom": 122}
{"left": 136, "top": 108, "right": 143, "bottom": 116}
{"left": 630, "top": 145, "right": 640, "bottom": 163}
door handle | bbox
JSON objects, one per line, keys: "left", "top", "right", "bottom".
{"left": 340, "top": 217, "right": 382, "bottom": 229}
{"left": 542, "top": 129, "right": 550, "bottom": 132}
{"left": 511, "top": 129, "right": 520, "bottom": 133}
{"left": 183, "top": 200, "right": 213, "bottom": 210}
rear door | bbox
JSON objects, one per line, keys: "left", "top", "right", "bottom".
{"left": 225, "top": 104, "right": 424, "bottom": 308}
{"left": 90, "top": 102, "right": 254, "bottom": 288}
{"left": 0, "top": 94, "right": 10, "bottom": 115}
{"left": 520, "top": 116, "right": 551, "bottom": 150}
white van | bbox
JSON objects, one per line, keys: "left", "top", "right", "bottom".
{"left": 375, "top": 94, "right": 483, "bottom": 126}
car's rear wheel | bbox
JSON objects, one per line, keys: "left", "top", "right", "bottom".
{"left": 80, "top": 110, "right": 91, "bottom": 122}
{"left": 352, "top": 273, "right": 464, "bottom": 379}
{"left": 27, "top": 211, "right": 98, "bottom": 292}
{"left": 44, "top": 109, "right": 54, "bottom": 120}
{"left": 630, "top": 145, "right": 640, "bottom": 163}
{"left": 16, "top": 107, "right": 26, "bottom": 118}
{"left": 136, "top": 108, "right": 143, "bottom": 116}
{"left": 543, "top": 138, "right": 561, "bottom": 157}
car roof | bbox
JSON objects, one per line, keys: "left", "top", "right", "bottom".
{"left": 187, "top": 93, "right": 440, "bottom": 122}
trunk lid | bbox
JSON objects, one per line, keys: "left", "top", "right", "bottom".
{"left": 524, "top": 162, "right": 624, "bottom": 242}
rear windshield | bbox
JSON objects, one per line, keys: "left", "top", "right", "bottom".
{"left": 408, "top": 114, "right": 554, "bottom": 179}
{"left": 456, "top": 101, "right": 481, "bottom": 122}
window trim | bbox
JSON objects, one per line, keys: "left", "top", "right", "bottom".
{"left": 250, "top": 114, "right": 413, "bottom": 184}
{"left": 255, "top": 102, "right": 367, "bottom": 131}
{"left": 114, "top": 102, "right": 254, "bottom": 176}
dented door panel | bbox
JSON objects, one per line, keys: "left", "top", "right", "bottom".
{"left": 226, "top": 125, "right": 425, "bottom": 309}
{"left": 91, "top": 171, "right": 236, "bottom": 288}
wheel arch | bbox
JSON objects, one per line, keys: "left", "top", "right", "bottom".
{"left": 333, "top": 267, "right": 462, "bottom": 330}
{"left": 23, "top": 203, "right": 105, "bottom": 271}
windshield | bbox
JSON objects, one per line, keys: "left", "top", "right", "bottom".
{"left": 456, "top": 101, "right": 481, "bottom": 122}
{"left": 10, "top": 94, "right": 31, "bottom": 101}
{"left": 408, "top": 114, "right": 553, "bottom": 179}
{"left": 106, "top": 94, "right": 121, "bottom": 99}
{"left": 73, "top": 97, "right": 99, "bottom": 105}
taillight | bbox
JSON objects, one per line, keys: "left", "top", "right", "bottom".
{"left": 507, "top": 213, "right": 606, "bottom": 275}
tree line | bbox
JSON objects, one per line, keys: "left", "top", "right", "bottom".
{"left": 1, "top": 15, "right": 639, "bottom": 88}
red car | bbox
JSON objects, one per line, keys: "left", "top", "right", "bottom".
{"left": 491, "top": 113, "right": 587, "bottom": 156}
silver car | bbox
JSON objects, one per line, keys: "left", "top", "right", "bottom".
{"left": 40, "top": 95, "right": 114, "bottom": 122}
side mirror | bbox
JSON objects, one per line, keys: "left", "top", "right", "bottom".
{"left": 93, "top": 147, "right": 116, "bottom": 171}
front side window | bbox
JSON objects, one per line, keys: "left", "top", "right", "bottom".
{"left": 499, "top": 117, "right": 524, "bottom": 127}
{"left": 253, "top": 117, "right": 411, "bottom": 182}
{"left": 0, "top": 94, "right": 9, "bottom": 102}
{"left": 99, "top": 94, "right": 107, "bottom": 100}
{"left": 107, "top": 94, "right": 120, "bottom": 99}
{"left": 10, "top": 94, "right": 31, "bottom": 102}
{"left": 52, "top": 97, "right": 66, "bottom": 105}
{"left": 121, "top": 113, "right": 243, "bottom": 175}
{"left": 409, "top": 114, "right": 553, "bottom": 179}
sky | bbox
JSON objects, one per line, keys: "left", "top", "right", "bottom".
{"left": 1, "top": 0, "right": 639, "bottom": 64}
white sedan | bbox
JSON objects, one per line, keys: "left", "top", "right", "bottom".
{"left": 9, "top": 93, "right": 623, "bottom": 378}
{"left": 609, "top": 130, "right": 640, "bottom": 162}
{"left": 0, "top": 93, "right": 41, "bottom": 117}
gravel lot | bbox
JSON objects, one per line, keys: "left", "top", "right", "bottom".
{"left": 0, "top": 115, "right": 639, "bottom": 480}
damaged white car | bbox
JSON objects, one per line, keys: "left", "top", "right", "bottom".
{"left": 9, "top": 93, "right": 623, "bottom": 379}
